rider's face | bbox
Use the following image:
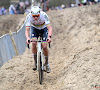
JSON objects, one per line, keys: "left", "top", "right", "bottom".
{"left": 32, "top": 14, "right": 40, "bottom": 21}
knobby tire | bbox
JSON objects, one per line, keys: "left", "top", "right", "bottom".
{"left": 38, "top": 52, "right": 43, "bottom": 84}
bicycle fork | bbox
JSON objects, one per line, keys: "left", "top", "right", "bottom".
{"left": 37, "top": 42, "right": 44, "bottom": 71}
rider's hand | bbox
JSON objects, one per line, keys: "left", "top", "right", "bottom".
{"left": 47, "top": 36, "right": 51, "bottom": 43}
{"left": 26, "top": 37, "right": 30, "bottom": 44}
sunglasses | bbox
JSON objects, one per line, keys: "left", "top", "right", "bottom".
{"left": 32, "top": 14, "right": 40, "bottom": 17}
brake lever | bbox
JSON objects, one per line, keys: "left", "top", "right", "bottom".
{"left": 27, "top": 40, "right": 30, "bottom": 49}
{"left": 47, "top": 39, "right": 50, "bottom": 48}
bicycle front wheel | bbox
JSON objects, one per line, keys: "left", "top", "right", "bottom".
{"left": 38, "top": 52, "right": 43, "bottom": 84}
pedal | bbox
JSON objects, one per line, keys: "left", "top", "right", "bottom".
{"left": 33, "top": 65, "right": 37, "bottom": 71}
{"left": 43, "top": 66, "right": 46, "bottom": 72}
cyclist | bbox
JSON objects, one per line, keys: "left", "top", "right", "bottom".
{"left": 25, "top": 6, "right": 52, "bottom": 73}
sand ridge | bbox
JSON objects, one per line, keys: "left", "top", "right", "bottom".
{"left": 0, "top": 4, "right": 100, "bottom": 90}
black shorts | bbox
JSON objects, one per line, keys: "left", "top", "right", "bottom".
{"left": 30, "top": 26, "right": 48, "bottom": 42}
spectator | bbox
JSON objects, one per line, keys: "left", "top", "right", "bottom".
{"left": 78, "top": 3, "right": 83, "bottom": 6}
{"left": 0, "top": 7, "right": 2, "bottom": 15}
{"left": 61, "top": 4, "right": 66, "bottom": 9}
{"left": 1, "top": 6, "right": 6, "bottom": 15}
{"left": 25, "top": 0, "right": 30, "bottom": 8}
{"left": 15, "top": 3, "right": 20, "bottom": 14}
{"left": 45, "top": 0, "right": 49, "bottom": 11}
{"left": 20, "top": 6, "right": 25, "bottom": 14}
{"left": 9, "top": 4, "right": 17, "bottom": 14}
{"left": 81, "top": 0, "right": 87, "bottom": 5}
{"left": 41, "top": 0, "right": 44, "bottom": 11}
{"left": 41, "top": 0, "right": 49, "bottom": 11}
{"left": 24, "top": 7, "right": 31, "bottom": 15}
{"left": 94, "top": 0, "right": 99, "bottom": 3}
{"left": 88, "top": 0, "right": 95, "bottom": 4}
{"left": 71, "top": 4, "right": 75, "bottom": 7}
{"left": 19, "top": 1, "right": 25, "bottom": 14}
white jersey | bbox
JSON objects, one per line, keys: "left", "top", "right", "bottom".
{"left": 25, "top": 11, "right": 50, "bottom": 30}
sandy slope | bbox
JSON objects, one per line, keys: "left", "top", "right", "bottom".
{"left": 0, "top": 14, "right": 25, "bottom": 36}
{"left": 0, "top": 4, "right": 100, "bottom": 90}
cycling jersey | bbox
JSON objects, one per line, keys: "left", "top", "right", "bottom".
{"left": 26, "top": 11, "right": 50, "bottom": 30}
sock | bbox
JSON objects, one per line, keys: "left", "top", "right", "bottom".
{"left": 44, "top": 56, "right": 48, "bottom": 65}
{"left": 33, "top": 54, "right": 37, "bottom": 65}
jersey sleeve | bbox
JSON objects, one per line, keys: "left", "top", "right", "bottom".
{"left": 25, "top": 14, "right": 31, "bottom": 28}
{"left": 43, "top": 12, "right": 50, "bottom": 26}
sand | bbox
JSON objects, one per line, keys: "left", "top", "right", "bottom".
{"left": 0, "top": 4, "right": 100, "bottom": 90}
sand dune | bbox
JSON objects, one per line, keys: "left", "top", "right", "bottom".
{"left": 0, "top": 4, "right": 100, "bottom": 90}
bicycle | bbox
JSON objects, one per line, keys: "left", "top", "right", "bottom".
{"left": 27, "top": 36, "right": 50, "bottom": 84}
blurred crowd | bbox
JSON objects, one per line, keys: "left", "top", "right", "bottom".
{"left": 0, "top": 0, "right": 100, "bottom": 16}
{"left": 40, "top": 0, "right": 49, "bottom": 11}
{"left": 54, "top": 0, "right": 100, "bottom": 10}
{"left": 0, "top": 6, "right": 7, "bottom": 15}
{"left": 0, "top": 0, "right": 50, "bottom": 16}
{"left": 0, "top": 0, "right": 31, "bottom": 15}
{"left": 78, "top": 0, "right": 100, "bottom": 6}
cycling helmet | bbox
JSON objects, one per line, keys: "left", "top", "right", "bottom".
{"left": 31, "top": 6, "right": 40, "bottom": 15}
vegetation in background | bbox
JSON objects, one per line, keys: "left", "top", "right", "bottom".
{"left": 0, "top": 0, "right": 81, "bottom": 9}
{"left": 35, "top": 0, "right": 78, "bottom": 8}
{"left": 19, "top": 0, "right": 31, "bottom": 2}
{"left": 49, "top": 0, "right": 76, "bottom": 8}
{"left": 0, "top": 0, "right": 10, "bottom": 8}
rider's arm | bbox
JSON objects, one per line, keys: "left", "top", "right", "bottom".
{"left": 43, "top": 12, "right": 52, "bottom": 42}
{"left": 47, "top": 24, "right": 52, "bottom": 38}
{"left": 25, "top": 14, "right": 31, "bottom": 41}
{"left": 46, "top": 24, "right": 52, "bottom": 43}
{"left": 25, "top": 27, "right": 30, "bottom": 39}
{"left": 43, "top": 13, "right": 52, "bottom": 37}
{"left": 25, "top": 27, "right": 30, "bottom": 44}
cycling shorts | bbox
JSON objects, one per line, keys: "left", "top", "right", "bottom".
{"left": 30, "top": 26, "right": 48, "bottom": 42}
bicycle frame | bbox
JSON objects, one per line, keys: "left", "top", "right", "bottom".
{"left": 28, "top": 39, "right": 44, "bottom": 84}
{"left": 27, "top": 39, "right": 44, "bottom": 71}
{"left": 27, "top": 37, "right": 50, "bottom": 84}
{"left": 37, "top": 40, "right": 44, "bottom": 71}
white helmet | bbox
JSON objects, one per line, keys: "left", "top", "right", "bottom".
{"left": 31, "top": 6, "right": 40, "bottom": 15}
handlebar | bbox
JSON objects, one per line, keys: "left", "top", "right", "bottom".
{"left": 47, "top": 39, "right": 50, "bottom": 48}
{"left": 27, "top": 40, "right": 30, "bottom": 49}
{"left": 27, "top": 40, "right": 51, "bottom": 49}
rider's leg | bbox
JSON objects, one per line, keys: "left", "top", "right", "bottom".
{"left": 41, "top": 27, "right": 51, "bottom": 73}
{"left": 32, "top": 41, "right": 37, "bottom": 70}
{"left": 42, "top": 43, "right": 51, "bottom": 73}
{"left": 42, "top": 43, "right": 48, "bottom": 64}
{"left": 30, "top": 26, "right": 38, "bottom": 70}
